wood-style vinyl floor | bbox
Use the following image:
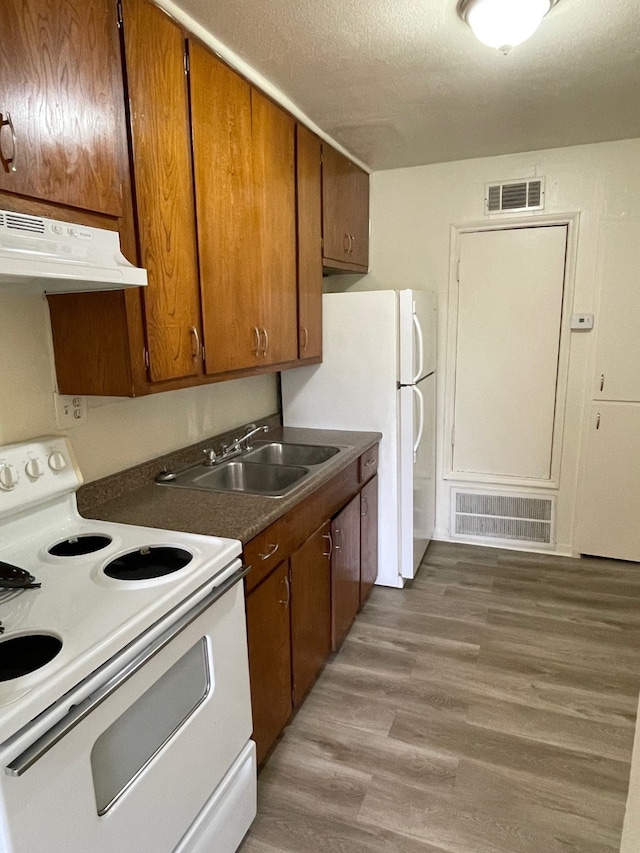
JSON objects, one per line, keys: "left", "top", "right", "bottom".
{"left": 239, "top": 541, "right": 640, "bottom": 853}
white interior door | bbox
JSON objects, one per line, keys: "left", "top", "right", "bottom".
{"left": 451, "top": 225, "right": 568, "bottom": 481}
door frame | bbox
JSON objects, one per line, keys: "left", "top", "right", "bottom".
{"left": 443, "top": 212, "right": 580, "bottom": 490}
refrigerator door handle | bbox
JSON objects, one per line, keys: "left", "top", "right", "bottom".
{"left": 412, "top": 384, "right": 425, "bottom": 463}
{"left": 412, "top": 312, "right": 425, "bottom": 383}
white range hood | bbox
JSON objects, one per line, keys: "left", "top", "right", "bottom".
{"left": 0, "top": 209, "right": 147, "bottom": 294}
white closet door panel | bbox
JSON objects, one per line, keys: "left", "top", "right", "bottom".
{"left": 594, "top": 220, "right": 640, "bottom": 401}
{"left": 577, "top": 403, "right": 640, "bottom": 561}
{"left": 453, "top": 226, "right": 567, "bottom": 480}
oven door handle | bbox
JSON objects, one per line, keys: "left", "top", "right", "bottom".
{"left": 5, "top": 563, "right": 250, "bottom": 778}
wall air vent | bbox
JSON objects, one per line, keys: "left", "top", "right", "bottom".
{"left": 485, "top": 179, "right": 545, "bottom": 214}
{"left": 451, "top": 488, "right": 555, "bottom": 548}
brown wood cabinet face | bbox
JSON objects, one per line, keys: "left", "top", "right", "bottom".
{"left": 331, "top": 495, "right": 361, "bottom": 651}
{"left": 359, "top": 475, "right": 379, "bottom": 605}
{"left": 252, "top": 90, "right": 298, "bottom": 367}
{"left": 188, "top": 43, "right": 260, "bottom": 376}
{"left": 121, "top": 0, "right": 202, "bottom": 384}
{"left": 290, "top": 522, "right": 331, "bottom": 707}
{"left": 295, "top": 125, "right": 322, "bottom": 361}
{"left": 245, "top": 560, "right": 292, "bottom": 765}
{"left": 0, "top": 0, "right": 124, "bottom": 216}
{"left": 321, "top": 144, "right": 369, "bottom": 272}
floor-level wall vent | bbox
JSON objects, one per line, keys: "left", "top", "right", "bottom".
{"left": 451, "top": 489, "right": 555, "bottom": 548}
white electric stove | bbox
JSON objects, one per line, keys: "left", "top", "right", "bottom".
{"left": 0, "top": 436, "right": 256, "bottom": 853}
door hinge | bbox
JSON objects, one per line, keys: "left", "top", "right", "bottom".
{"left": 456, "top": 259, "right": 461, "bottom": 283}
{"left": 116, "top": 0, "right": 123, "bottom": 28}
{"left": 144, "top": 348, "right": 150, "bottom": 369}
{"left": 451, "top": 425, "right": 455, "bottom": 448}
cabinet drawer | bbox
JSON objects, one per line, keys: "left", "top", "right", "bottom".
{"left": 244, "top": 518, "right": 293, "bottom": 593}
{"left": 358, "top": 445, "right": 379, "bottom": 483}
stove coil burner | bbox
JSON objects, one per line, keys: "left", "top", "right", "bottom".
{"left": 48, "top": 535, "right": 113, "bottom": 557}
{"left": 0, "top": 561, "right": 41, "bottom": 590}
{"left": 0, "top": 634, "right": 63, "bottom": 681}
{"left": 104, "top": 546, "right": 193, "bottom": 581}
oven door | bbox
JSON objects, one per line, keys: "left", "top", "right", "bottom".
{"left": 0, "top": 563, "right": 254, "bottom": 853}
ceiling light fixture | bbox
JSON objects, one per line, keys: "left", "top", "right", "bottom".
{"left": 458, "top": 0, "right": 559, "bottom": 54}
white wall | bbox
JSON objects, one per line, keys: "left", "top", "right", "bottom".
{"left": 337, "top": 137, "right": 640, "bottom": 555}
{"left": 0, "top": 291, "right": 278, "bottom": 482}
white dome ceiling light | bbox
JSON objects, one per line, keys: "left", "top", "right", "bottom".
{"left": 458, "top": 0, "right": 559, "bottom": 54}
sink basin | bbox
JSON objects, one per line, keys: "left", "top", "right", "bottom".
{"left": 243, "top": 442, "right": 341, "bottom": 466}
{"left": 166, "top": 460, "right": 310, "bottom": 497}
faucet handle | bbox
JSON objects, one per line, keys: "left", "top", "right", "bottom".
{"left": 203, "top": 447, "right": 218, "bottom": 465}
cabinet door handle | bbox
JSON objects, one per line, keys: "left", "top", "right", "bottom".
{"left": 279, "top": 573, "right": 290, "bottom": 607}
{"left": 343, "top": 233, "right": 350, "bottom": 254}
{"left": 322, "top": 532, "right": 333, "bottom": 558}
{"left": 334, "top": 528, "right": 342, "bottom": 551}
{"left": 259, "top": 542, "right": 279, "bottom": 560}
{"left": 301, "top": 326, "right": 309, "bottom": 351}
{"left": 261, "top": 327, "right": 269, "bottom": 357}
{"left": 361, "top": 497, "right": 368, "bottom": 517}
{"left": 189, "top": 326, "right": 201, "bottom": 362}
{"left": 0, "top": 112, "right": 17, "bottom": 174}
{"left": 253, "top": 326, "right": 261, "bottom": 357}
{"left": 600, "top": 374, "right": 605, "bottom": 392}
{"left": 349, "top": 234, "right": 355, "bottom": 255}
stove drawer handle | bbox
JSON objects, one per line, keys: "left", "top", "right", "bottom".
{"left": 5, "top": 563, "right": 250, "bottom": 778}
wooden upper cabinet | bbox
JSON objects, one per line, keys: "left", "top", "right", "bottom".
{"left": 121, "top": 0, "right": 202, "bottom": 383}
{"left": 321, "top": 143, "right": 369, "bottom": 272}
{"left": 295, "top": 125, "right": 322, "bottom": 362}
{"left": 189, "top": 42, "right": 258, "bottom": 375}
{"left": 0, "top": 0, "right": 124, "bottom": 216}
{"left": 252, "top": 90, "right": 298, "bottom": 367}
{"left": 189, "top": 47, "right": 297, "bottom": 375}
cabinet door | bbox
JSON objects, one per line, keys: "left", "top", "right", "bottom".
{"left": 121, "top": 0, "right": 202, "bottom": 383}
{"left": 290, "top": 522, "right": 331, "bottom": 707}
{"left": 321, "top": 144, "right": 369, "bottom": 271}
{"left": 331, "top": 496, "right": 361, "bottom": 651}
{"left": 245, "top": 561, "right": 292, "bottom": 765}
{"left": 576, "top": 404, "right": 640, "bottom": 562}
{"left": 189, "top": 43, "right": 260, "bottom": 375}
{"left": 296, "top": 125, "right": 322, "bottom": 361}
{"left": 0, "top": 0, "right": 124, "bottom": 216}
{"left": 252, "top": 90, "right": 298, "bottom": 367}
{"left": 360, "top": 475, "right": 378, "bottom": 605}
{"left": 593, "top": 220, "right": 640, "bottom": 402}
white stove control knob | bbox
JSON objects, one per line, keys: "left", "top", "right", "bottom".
{"left": 0, "top": 464, "right": 18, "bottom": 491}
{"left": 25, "top": 458, "right": 44, "bottom": 480}
{"left": 48, "top": 451, "right": 67, "bottom": 473}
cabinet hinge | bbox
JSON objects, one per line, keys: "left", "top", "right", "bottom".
{"left": 144, "top": 348, "right": 150, "bottom": 369}
{"left": 116, "top": 0, "right": 123, "bottom": 28}
{"left": 320, "top": 237, "right": 324, "bottom": 249}
{"left": 184, "top": 50, "right": 189, "bottom": 76}
{"left": 201, "top": 345, "right": 206, "bottom": 364}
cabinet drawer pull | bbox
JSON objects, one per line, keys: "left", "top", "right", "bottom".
{"left": 361, "top": 497, "right": 368, "bottom": 517}
{"left": 189, "top": 326, "right": 201, "bottom": 362}
{"left": 0, "top": 112, "right": 17, "bottom": 174}
{"left": 322, "top": 532, "right": 333, "bottom": 558}
{"left": 279, "top": 573, "right": 290, "bottom": 607}
{"left": 259, "top": 542, "right": 279, "bottom": 560}
{"left": 301, "top": 326, "right": 309, "bottom": 351}
{"left": 364, "top": 457, "right": 375, "bottom": 468}
{"left": 253, "top": 326, "right": 261, "bottom": 357}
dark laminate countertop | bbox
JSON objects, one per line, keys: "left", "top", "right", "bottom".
{"left": 78, "top": 421, "right": 381, "bottom": 545}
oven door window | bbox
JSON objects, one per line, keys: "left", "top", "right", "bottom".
{"left": 91, "top": 638, "right": 210, "bottom": 815}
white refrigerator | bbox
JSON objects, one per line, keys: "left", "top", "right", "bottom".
{"left": 281, "top": 289, "right": 436, "bottom": 588}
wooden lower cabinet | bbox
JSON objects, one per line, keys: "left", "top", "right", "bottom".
{"left": 360, "top": 475, "right": 379, "bottom": 605}
{"left": 331, "top": 496, "right": 362, "bottom": 652}
{"left": 290, "top": 522, "right": 332, "bottom": 707}
{"left": 245, "top": 560, "right": 292, "bottom": 766}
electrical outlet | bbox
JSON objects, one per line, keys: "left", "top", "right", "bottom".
{"left": 54, "top": 394, "right": 88, "bottom": 429}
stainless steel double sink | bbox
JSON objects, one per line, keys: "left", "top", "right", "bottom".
{"left": 156, "top": 441, "right": 345, "bottom": 497}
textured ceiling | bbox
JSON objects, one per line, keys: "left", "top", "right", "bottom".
{"left": 172, "top": 0, "right": 640, "bottom": 170}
